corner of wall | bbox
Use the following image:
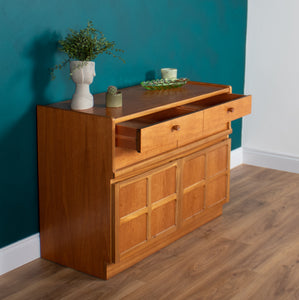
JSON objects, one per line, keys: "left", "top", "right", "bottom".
{"left": 230, "top": 147, "right": 243, "bottom": 169}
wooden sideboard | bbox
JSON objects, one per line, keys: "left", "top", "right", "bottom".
{"left": 37, "top": 81, "right": 251, "bottom": 279}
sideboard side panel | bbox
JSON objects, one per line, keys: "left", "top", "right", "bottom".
{"left": 37, "top": 106, "right": 113, "bottom": 279}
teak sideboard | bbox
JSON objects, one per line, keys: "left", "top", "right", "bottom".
{"left": 37, "top": 81, "right": 251, "bottom": 279}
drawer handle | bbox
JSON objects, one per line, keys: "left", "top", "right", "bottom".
{"left": 171, "top": 125, "right": 181, "bottom": 131}
{"left": 227, "top": 107, "right": 235, "bottom": 113}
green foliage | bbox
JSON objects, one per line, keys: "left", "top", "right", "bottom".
{"left": 107, "top": 85, "right": 118, "bottom": 95}
{"left": 50, "top": 21, "right": 124, "bottom": 79}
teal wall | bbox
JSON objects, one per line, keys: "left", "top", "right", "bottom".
{"left": 0, "top": 0, "right": 247, "bottom": 248}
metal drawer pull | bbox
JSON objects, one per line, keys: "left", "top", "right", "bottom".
{"left": 227, "top": 107, "right": 235, "bottom": 113}
{"left": 171, "top": 125, "right": 181, "bottom": 131}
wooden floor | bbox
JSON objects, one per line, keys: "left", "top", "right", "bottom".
{"left": 1, "top": 165, "right": 299, "bottom": 300}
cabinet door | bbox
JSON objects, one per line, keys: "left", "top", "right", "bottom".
{"left": 182, "top": 152, "right": 206, "bottom": 221}
{"left": 151, "top": 165, "right": 177, "bottom": 237}
{"left": 114, "top": 162, "right": 178, "bottom": 260}
{"left": 181, "top": 140, "right": 230, "bottom": 223}
{"left": 118, "top": 178, "right": 148, "bottom": 255}
{"left": 206, "top": 143, "right": 230, "bottom": 206}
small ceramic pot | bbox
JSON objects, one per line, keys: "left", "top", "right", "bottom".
{"left": 105, "top": 92, "right": 123, "bottom": 108}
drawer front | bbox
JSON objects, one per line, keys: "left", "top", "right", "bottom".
{"left": 204, "top": 95, "right": 251, "bottom": 133}
{"left": 138, "top": 110, "right": 203, "bottom": 153}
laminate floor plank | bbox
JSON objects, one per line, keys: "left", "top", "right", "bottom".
{"left": 231, "top": 240, "right": 299, "bottom": 300}
{"left": 1, "top": 165, "right": 299, "bottom": 300}
{"left": 128, "top": 238, "right": 254, "bottom": 300}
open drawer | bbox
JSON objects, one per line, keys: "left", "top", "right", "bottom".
{"left": 116, "top": 93, "right": 251, "bottom": 153}
{"left": 201, "top": 93, "right": 251, "bottom": 133}
{"left": 116, "top": 107, "right": 204, "bottom": 153}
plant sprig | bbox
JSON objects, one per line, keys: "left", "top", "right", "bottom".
{"left": 50, "top": 21, "right": 124, "bottom": 79}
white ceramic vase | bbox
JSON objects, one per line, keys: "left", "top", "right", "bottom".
{"left": 70, "top": 61, "right": 96, "bottom": 110}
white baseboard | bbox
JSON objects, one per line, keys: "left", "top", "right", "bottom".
{"left": 243, "top": 147, "right": 299, "bottom": 174}
{"left": 230, "top": 147, "right": 243, "bottom": 169}
{"left": 0, "top": 233, "right": 40, "bottom": 276}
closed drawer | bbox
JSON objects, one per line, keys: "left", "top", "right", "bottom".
{"left": 116, "top": 107, "right": 203, "bottom": 153}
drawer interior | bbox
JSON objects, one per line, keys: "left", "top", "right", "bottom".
{"left": 117, "top": 106, "right": 193, "bottom": 130}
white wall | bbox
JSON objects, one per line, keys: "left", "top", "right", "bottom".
{"left": 243, "top": 0, "right": 299, "bottom": 172}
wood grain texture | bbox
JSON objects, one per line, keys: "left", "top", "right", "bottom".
{"left": 37, "top": 106, "right": 113, "bottom": 279}
{"left": 182, "top": 153, "right": 205, "bottom": 188}
{"left": 203, "top": 94, "right": 251, "bottom": 135}
{"left": 114, "top": 128, "right": 231, "bottom": 173}
{"left": 4, "top": 166, "right": 299, "bottom": 299}
{"left": 206, "top": 174, "right": 228, "bottom": 208}
{"left": 206, "top": 144, "right": 228, "bottom": 178}
{"left": 182, "top": 184, "right": 205, "bottom": 220}
{"left": 119, "top": 214, "right": 147, "bottom": 254}
{"left": 48, "top": 82, "right": 231, "bottom": 123}
{"left": 151, "top": 165, "right": 176, "bottom": 203}
{"left": 139, "top": 109, "right": 204, "bottom": 153}
{"left": 151, "top": 200, "right": 176, "bottom": 237}
{"left": 119, "top": 178, "right": 147, "bottom": 217}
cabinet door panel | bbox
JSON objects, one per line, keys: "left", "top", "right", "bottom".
{"left": 183, "top": 154, "right": 205, "bottom": 188}
{"left": 151, "top": 200, "right": 176, "bottom": 237}
{"left": 206, "top": 174, "right": 227, "bottom": 207}
{"left": 151, "top": 166, "right": 176, "bottom": 203}
{"left": 119, "top": 214, "right": 147, "bottom": 253}
{"left": 206, "top": 145, "right": 228, "bottom": 178}
{"left": 119, "top": 178, "right": 147, "bottom": 217}
{"left": 183, "top": 185, "right": 205, "bottom": 220}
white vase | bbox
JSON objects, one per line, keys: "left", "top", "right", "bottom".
{"left": 70, "top": 61, "right": 96, "bottom": 110}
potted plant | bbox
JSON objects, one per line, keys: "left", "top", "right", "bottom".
{"left": 105, "top": 85, "right": 122, "bottom": 107}
{"left": 51, "top": 21, "right": 124, "bottom": 110}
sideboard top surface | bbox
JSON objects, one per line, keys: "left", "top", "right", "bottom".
{"left": 48, "top": 81, "right": 231, "bottom": 123}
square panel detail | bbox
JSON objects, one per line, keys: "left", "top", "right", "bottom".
{"left": 183, "top": 154, "right": 205, "bottom": 188}
{"left": 151, "top": 166, "right": 176, "bottom": 203}
{"left": 151, "top": 200, "right": 176, "bottom": 237}
{"left": 206, "top": 145, "right": 228, "bottom": 178}
{"left": 119, "top": 214, "right": 147, "bottom": 254}
{"left": 206, "top": 174, "right": 227, "bottom": 208}
{"left": 182, "top": 184, "right": 205, "bottom": 220}
{"left": 119, "top": 178, "right": 147, "bottom": 217}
